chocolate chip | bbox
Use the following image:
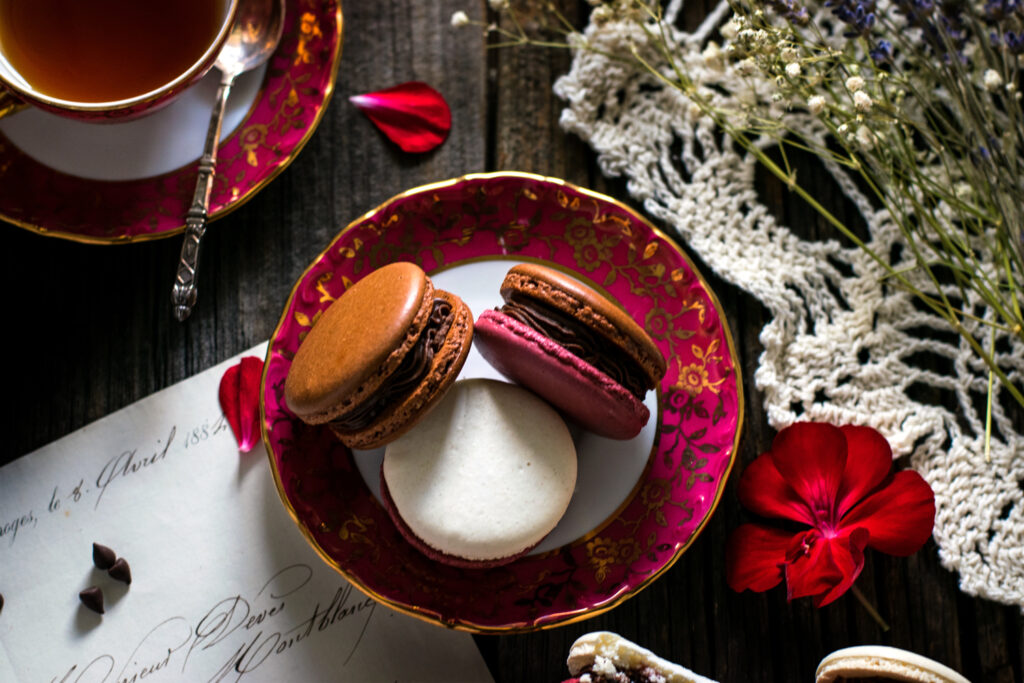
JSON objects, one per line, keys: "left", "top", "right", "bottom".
{"left": 79, "top": 586, "right": 104, "bottom": 614}
{"left": 92, "top": 543, "right": 117, "bottom": 570}
{"left": 108, "top": 558, "right": 132, "bottom": 585}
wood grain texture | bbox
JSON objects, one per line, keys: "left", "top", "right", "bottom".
{"left": 1, "top": 1, "right": 1020, "bottom": 681}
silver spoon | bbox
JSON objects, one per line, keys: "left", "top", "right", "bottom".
{"left": 172, "top": 0, "right": 286, "bottom": 321}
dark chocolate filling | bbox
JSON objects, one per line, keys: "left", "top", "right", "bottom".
{"left": 500, "top": 292, "right": 650, "bottom": 399}
{"left": 577, "top": 664, "right": 666, "bottom": 683}
{"left": 330, "top": 298, "right": 454, "bottom": 432}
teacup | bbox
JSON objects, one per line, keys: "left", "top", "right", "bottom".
{"left": 0, "top": 0, "right": 238, "bottom": 122}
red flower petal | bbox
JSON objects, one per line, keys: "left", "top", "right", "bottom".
{"left": 725, "top": 523, "right": 794, "bottom": 593}
{"left": 770, "top": 422, "right": 847, "bottom": 521}
{"left": 738, "top": 452, "right": 816, "bottom": 525}
{"left": 729, "top": 422, "right": 935, "bottom": 610}
{"left": 784, "top": 528, "right": 868, "bottom": 607}
{"left": 218, "top": 356, "right": 265, "bottom": 453}
{"left": 815, "top": 528, "right": 869, "bottom": 606}
{"left": 843, "top": 470, "right": 935, "bottom": 555}
{"left": 835, "top": 425, "right": 893, "bottom": 518}
{"left": 349, "top": 81, "right": 451, "bottom": 153}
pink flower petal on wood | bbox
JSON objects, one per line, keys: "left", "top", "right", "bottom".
{"left": 349, "top": 81, "right": 451, "bottom": 153}
{"left": 218, "top": 356, "right": 265, "bottom": 453}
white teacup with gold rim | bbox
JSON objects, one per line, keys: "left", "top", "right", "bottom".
{"left": 0, "top": 0, "right": 238, "bottom": 121}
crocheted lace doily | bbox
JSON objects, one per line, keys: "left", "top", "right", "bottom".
{"left": 553, "top": 0, "right": 1024, "bottom": 607}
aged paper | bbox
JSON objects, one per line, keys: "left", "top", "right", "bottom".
{"left": 0, "top": 344, "right": 493, "bottom": 683}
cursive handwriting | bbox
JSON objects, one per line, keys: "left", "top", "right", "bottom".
{"left": 182, "top": 415, "right": 230, "bottom": 450}
{"left": 94, "top": 426, "right": 177, "bottom": 509}
{"left": 51, "top": 655, "right": 114, "bottom": 683}
{"left": 0, "top": 509, "right": 37, "bottom": 547}
{"left": 2, "top": 412, "right": 230, "bottom": 550}
{"left": 185, "top": 564, "right": 311, "bottom": 665}
{"left": 52, "top": 617, "right": 190, "bottom": 683}
{"left": 206, "top": 583, "right": 376, "bottom": 682}
{"left": 114, "top": 617, "right": 192, "bottom": 683}
{"left": 51, "top": 565, "right": 378, "bottom": 683}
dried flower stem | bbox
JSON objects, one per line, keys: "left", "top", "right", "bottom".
{"left": 851, "top": 585, "right": 890, "bottom": 632}
{"left": 457, "top": 0, "right": 1024, "bottom": 413}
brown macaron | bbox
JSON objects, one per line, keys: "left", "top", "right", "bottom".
{"left": 284, "top": 262, "right": 473, "bottom": 449}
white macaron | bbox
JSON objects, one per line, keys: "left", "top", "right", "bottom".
{"left": 816, "top": 645, "right": 971, "bottom": 683}
{"left": 566, "top": 631, "right": 717, "bottom": 683}
{"left": 381, "top": 378, "right": 577, "bottom": 567}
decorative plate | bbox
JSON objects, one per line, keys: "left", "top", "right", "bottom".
{"left": 0, "top": 0, "right": 342, "bottom": 244}
{"left": 261, "top": 172, "right": 743, "bottom": 633}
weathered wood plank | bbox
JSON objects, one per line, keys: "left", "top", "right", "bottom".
{"left": 1, "top": 1, "right": 1020, "bottom": 681}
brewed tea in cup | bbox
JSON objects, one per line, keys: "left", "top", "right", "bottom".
{"left": 0, "top": 0, "right": 238, "bottom": 120}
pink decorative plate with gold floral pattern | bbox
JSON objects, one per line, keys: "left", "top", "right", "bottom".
{"left": 0, "top": 0, "right": 341, "bottom": 244}
{"left": 261, "top": 172, "right": 743, "bottom": 633}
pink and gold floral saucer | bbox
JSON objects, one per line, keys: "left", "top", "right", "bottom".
{"left": 0, "top": 0, "right": 342, "bottom": 244}
{"left": 261, "top": 172, "right": 743, "bottom": 632}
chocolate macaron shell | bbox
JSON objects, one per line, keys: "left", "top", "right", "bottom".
{"left": 284, "top": 262, "right": 433, "bottom": 424}
{"left": 475, "top": 309, "right": 649, "bottom": 439}
{"left": 333, "top": 289, "right": 474, "bottom": 450}
{"left": 500, "top": 264, "right": 666, "bottom": 386}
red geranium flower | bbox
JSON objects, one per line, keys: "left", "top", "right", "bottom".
{"left": 726, "top": 422, "right": 935, "bottom": 607}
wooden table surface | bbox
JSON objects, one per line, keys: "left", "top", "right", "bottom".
{"left": 2, "top": 2, "right": 1021, "bottom": 681}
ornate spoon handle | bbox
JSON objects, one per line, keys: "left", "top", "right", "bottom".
{"left": 171, "top": 71, "right": 236, "bottom": 321}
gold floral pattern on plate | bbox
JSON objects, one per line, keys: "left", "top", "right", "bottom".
{"left": 261, "top": 172, "right": 743, "bottom": 633}
{"left": 0, "top": 0, "right": 342, "bottom": 243}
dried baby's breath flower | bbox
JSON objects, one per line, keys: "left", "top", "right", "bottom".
{"left": 737, "top": 57, "right": 758, "bottom": 75}
{"left": 984, "top": 69, "right": 1003, "bottom": 91}
{"left": 738, "top": 28, "right": 771, "bottom": 47}
{"left": 567, "top": 31, "right": 588, "bottom": 49}
{"left": 703, "top": 41, "right": 725, "bottom": 70}
{"left": 856, "top": 125, "right": 875, "bottom": 149}
{"left": 845, "top": 75, "right": 865, "bottom": 92}
{"left": 721, "top": 18, "right": 741, "bottom": 40}
{"left": 854, "top": 90, "right": 872, "bottom": 111}
{"left": 592, "top": 5, "right": 614, "bottom": 25}
{"left": 467, "top": 0, "right": 1024, "bottom": 414}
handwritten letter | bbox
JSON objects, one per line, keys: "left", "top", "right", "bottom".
{"left": 0, "top": 345, "right": 493, "bottom": 683}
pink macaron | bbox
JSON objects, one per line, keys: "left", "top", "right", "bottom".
{"left": 474, "top": 264, "right": 667, "bottom": 439}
